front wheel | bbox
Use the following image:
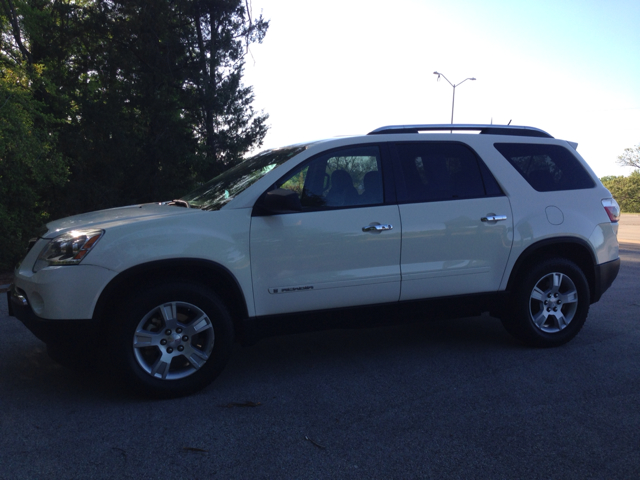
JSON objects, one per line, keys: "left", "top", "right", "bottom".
{"left": 501, "top": 258, "right": 590, "bottom": 347}
{"left": 109, "top": 281, "right": 234, "bottom": 398}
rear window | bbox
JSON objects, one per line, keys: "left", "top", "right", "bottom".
{"left": 494, "top": 143, "right": 595, "bottom": 192}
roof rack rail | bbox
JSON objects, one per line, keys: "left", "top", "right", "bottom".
{"left": 367, "top": 124, "right": 553, "bottom": 138}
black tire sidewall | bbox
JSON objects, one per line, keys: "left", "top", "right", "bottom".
{"left": 109, "top": 280, "right": 234, "bottom": 397}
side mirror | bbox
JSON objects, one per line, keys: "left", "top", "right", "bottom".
{"left": 253, "top": 188, "right": 302, "bottom": 216}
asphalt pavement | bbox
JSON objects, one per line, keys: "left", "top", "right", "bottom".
{"left": 618, "top": 213, "right": 640, "bottom": 244}
{"left": 0, "top": 241, "right": 639, "bottom": 479}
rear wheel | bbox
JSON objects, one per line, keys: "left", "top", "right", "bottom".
{"left": 502, "top": 258, "right": 590, "bottom": 347}
{"left": 109, "top": 281, "right": 234, "bottom": 398}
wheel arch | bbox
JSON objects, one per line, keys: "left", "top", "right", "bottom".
{"left": 506, "top": 237, "right": 597, "bottom": 302}
{"left": 94, "top": 258, "right": 249, "bottom": 338}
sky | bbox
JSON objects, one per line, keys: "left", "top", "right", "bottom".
{"left": 241, "top": 0, "right": 640, "bottom": 178}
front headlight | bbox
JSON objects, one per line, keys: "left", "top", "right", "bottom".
{"left": 33, "top": 229, "right": 105, "bottom": 272}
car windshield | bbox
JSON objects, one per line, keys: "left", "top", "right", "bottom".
{"left": 181, "top": 145, "right": 309, "bottom": 211}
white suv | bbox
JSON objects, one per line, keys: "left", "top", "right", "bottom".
{"left": 8, "top": 124, "right": 621, "bottom": 397}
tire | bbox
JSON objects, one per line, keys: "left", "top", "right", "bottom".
{"left": 109, "top": 281, "right": 234, "bottom": 398}
{"left": 501, "top": 257, "right": 590, "bottom": 347}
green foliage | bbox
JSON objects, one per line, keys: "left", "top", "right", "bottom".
{"left": 602, "top": 143, "right": 640, "bottom": 213}
{"left": 281, "top": 167, "right": 307, "bottom": 197}
{"left": 44, "top": 0, "right": 270, "bottom": 216}
{"left": 0, "top": 0, "right": 269, "bottom": 269}
{"left": 601, "top": 171, "right": 640, "bottom": 213}
{"left": 187, "top": 0, "right": 269, "bottom": 178}
{"left": 0, "top": 63, "right": 69, "bottom": 270}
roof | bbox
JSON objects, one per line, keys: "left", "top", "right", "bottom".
{"left": 367, "top": 124, "right": 553, "bottom": 138}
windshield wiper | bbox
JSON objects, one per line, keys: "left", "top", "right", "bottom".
{"left": 167, "top": 199, "right": 190, "bottom": 208}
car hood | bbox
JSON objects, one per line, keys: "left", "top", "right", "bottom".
{"left": 43, "top": 203, "right": 201, "bottom": 237}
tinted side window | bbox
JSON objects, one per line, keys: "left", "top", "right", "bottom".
{"left": 276, "top": 146, "right": 383, "bottom": 209}
{"left": 395, "top": 142, "right": 487, "bottom": 202}
{"left": 494, "top": 143, "right": 595, "bottom": 192}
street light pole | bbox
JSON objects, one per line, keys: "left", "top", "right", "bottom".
{"left": 433, "top": 72, "right": 476, "bottom": 124}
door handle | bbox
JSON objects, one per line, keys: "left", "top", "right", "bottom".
{"left": 362, "top": 224, "right": 393, "bottom": 233}
{"left": 481, "top": 215, "right": 508, "bottom": 222}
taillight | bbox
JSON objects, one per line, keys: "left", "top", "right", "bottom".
{"left": 602, "top": 198, "right": 620, "bottom": 223}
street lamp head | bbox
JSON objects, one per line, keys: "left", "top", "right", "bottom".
{"left": 432, "top": 71, "right": 475, "bottom": 125}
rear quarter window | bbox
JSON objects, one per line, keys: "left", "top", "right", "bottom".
{"left": 494, "top": 143, "right": 595, "bottom": 192}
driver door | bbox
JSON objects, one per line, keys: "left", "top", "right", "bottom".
{"left": 250, "top": 145, "right": 401, "bottom": 316}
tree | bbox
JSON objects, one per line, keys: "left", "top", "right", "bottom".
{"left": 617, "top": 144, "right": 640, "bottom": 170}
{"left": 602, "top": 143, "right": 640, "bottom": 214}
{"left": 0, "top": 0, "right": 32, "bottom": 65}
{"left": 48, "top": 0, "right": 204, "bottom": 213}
{"left": 0, "top": 0, "right": 270, "bottom": 269}
{"left": 601, "top": 171, "right": 640, "bottom": 213}
{"left": 1, "top": 1, "right": 70, "bottom": 270}
{"left": 0, "top": 64, "right": 69, "bottom": 270}
{"left": 0, "top": 0, "right": 269, "bottom": 217}
{"left": 186, "top": 0, "right": 269, "bottom": 178}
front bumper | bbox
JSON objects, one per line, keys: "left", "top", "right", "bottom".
{"left": 7, "top": 284, "right": 99, "bottom": 345}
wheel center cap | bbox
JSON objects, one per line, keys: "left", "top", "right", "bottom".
{"left": 168, "top": 334, "right": 182, "bottom": 348}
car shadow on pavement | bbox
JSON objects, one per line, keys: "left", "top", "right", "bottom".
{"left": 1, "top": 340, "right": 140, "bottom": 402}
{"left": 3, "top": 315, "right": 520, "bottom": 401}
{"left": 216, "top": 315, "right": 523, "bottom": 390}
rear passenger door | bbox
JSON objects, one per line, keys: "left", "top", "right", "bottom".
{"left": 392, "top": 142, "right": 513, "bottom": 301}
